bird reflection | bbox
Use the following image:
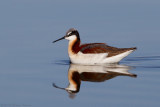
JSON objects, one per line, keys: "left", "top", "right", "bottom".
{"left": 53, "top": 64, "right": 137, "bottom": 99}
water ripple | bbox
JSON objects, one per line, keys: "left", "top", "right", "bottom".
{"left": 124, "top": 56, "right": 160, "bottom": 69}
{"left": 125, "top": 56, "right": 160, "bottom": 61}
{"left": 53, "top": 60, "right": 71, "bottom": 65}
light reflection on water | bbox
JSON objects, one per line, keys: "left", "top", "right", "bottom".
{"left": 53, "top": 63, "right": 137, "bottom": 99}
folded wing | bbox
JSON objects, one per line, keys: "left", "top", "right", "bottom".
{"left": 80, "top": 43, "right": 136, "bottom": 57}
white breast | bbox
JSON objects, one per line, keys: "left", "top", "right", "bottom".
{"left": 68, "top": 50, "right": 134, "bottom": 65}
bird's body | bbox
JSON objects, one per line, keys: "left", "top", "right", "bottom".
{"left": 53, "top": 28, "right": 136, "bottom": 65}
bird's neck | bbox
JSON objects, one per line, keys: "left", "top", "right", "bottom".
{"left": 66, "top": 70, "right": 81, "bottom": 93}
{"left": 68, "top": 38, "right": 81, "bottom": 55}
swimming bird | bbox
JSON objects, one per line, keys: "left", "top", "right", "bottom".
{"left": 53, "top": 28, "right": 136, "bottom": 65}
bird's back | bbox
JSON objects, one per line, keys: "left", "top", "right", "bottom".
{"left": 80, "top": 43, "right": 136, "bottom": 57}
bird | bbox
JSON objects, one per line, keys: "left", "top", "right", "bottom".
{"left": 53, "top": 28, "right": 137, "bottom": 65}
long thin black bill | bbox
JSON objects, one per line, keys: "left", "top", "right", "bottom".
{"left": 52, "top": 36, "right": 65, "bottom": 43}
{"left": 52, "top": 83, "right": 66, "bottom": 90}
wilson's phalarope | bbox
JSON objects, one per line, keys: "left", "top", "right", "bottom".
{"left": 53, "top": 28, "right": 137, "bottom": 65}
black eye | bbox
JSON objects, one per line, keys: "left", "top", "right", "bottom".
{"left": 67, "top": 32, "right": 72, "bottom": 36}
{"left": 67, "top": 34, "right": 70, "bottom": 37}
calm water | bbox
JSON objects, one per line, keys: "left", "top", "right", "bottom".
{"left": 0, "top": 0, "right": 160, "bottom": 107}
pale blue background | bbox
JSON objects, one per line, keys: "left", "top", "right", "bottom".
{"left": 0, "top": 0, "right": 160, "bottom": 107}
